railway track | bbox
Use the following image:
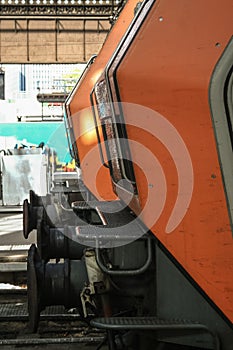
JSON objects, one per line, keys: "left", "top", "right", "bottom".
{"left": 0, "top": 288, "right": 106, "bottom": 349}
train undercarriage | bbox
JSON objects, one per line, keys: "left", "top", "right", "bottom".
{"left": 23, "top": 181, "right": 233, "bottom": 350}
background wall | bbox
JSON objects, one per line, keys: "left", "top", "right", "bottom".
{"left": 0, "top": 121, "right": 71, "bottom": 164}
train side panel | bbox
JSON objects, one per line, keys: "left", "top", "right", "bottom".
{"left": 104, "top": 0, "right": 233, "bottom": 322}
{"left": 65, "top": 0, "right": 139, "bottom": 200}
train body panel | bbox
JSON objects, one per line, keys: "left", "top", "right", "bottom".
{"left": 65, "top": 0, "right": 139, "bottom": 200}
{"left": 26, "top": 0, "right": 233, "bottom": 349}
{"left": 94, "top": 0, "right": 233, "bottom": 324}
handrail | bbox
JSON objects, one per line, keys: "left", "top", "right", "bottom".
{"left": 95, "top": 237, "right": 152, "bottom": 276}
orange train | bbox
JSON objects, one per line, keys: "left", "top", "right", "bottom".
{"left": 65, "top": 0, "right": 233, "bottom": 348}
{"left": 25, "top": 0, "right": 233, "bottom": 349}
{"left": 65, "top": 0, "right": 139, "bottom": 200}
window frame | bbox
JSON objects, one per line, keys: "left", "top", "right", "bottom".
{"left": 209, "top": 37, "right": 233, "bottom": 231}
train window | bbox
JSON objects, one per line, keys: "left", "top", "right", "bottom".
{"left": 227, "top": 72, "right": 233, "bottom": 144}
{"left": 91, "top": 82, "right": 122, "bottom": 180}
{"left": 63, "top": 109, "right": 79, "bottom": 165}
{"left": 209, "top": 37, "right": 233, "bottom": 230}
{"left": 93, "top": 79, "right": 137, "bottom": 194}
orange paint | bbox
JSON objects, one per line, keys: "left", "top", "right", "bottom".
{"left": 105, "top": 0, "right": 233, "bottom": 321}
{"left": 65, "top": 0, "right": 139, "bottom": 200}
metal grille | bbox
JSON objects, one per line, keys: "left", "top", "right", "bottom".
{"left": 0, "top": 0, "right": 125, "bottom": 18}
{"left": 0, "top": 303, "right": 81, "bottom": 320}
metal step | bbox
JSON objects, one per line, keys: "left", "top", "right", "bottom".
{"left": 90, "top": 317, "right": 220, "bottom": 350}
{"left": 73, "top": 200, "right": 144, "bottom": 243}
{"left": 72, "top": 200, "right": 122, "bottom": 211}
{"left": 76, "top": 224, "right": 144, "bottom": 241}
{"left": 72, "top": 201, "right": 92, "bottom": 210}
{"left": 91, "top": 316, "right": 205, "bottom": 330}
{"left": 76, "top": 219, "right": 146, "bottom": 246}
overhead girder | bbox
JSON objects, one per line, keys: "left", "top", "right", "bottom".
{"left": 0, "top": 1, "right": 125, "bottom": 62}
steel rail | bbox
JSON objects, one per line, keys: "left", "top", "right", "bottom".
{"left": 0, "top": 336, "right": 105, "bottom": 346}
